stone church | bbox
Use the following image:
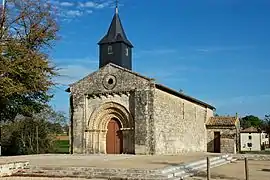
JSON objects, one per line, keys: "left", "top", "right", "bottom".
{"left": 67, "top": 7, "right": 238, "bottom": 155}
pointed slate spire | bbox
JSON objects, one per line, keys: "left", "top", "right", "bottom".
{"left": 98, "top": 5, "right": 133, "bottom": 47}
{"left": 98, "top": 2, "right": 133, "bottom": 70}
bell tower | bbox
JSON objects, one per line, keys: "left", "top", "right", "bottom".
{"left": 98, "top": 1, "right": 133, "bottom": 70}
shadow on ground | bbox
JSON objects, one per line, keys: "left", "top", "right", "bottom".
{"left": 148, "top": 161, "right": 185, "bottom": 166}
{"left": 193, "top": 171, "right": 241, "bottom": 180}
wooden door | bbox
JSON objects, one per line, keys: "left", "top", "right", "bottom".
{"left": 214, "top": 132, "right": 221, "bottom": 153}
{"left": 106, "top": 118, "right": 123, "bottom": 154}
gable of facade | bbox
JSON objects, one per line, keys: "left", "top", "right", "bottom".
{"left": 68, "top": 63, "right": 152, "bottom": 109}
{"left": 68, "top": 63, "right": 157, "bottom": 154}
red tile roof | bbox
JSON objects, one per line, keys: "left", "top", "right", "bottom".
{"left": 206, "top": 116, "right": 238, "bottom": 126}
{"left": 240, "top": 126, "right": 261, "bottom": 133}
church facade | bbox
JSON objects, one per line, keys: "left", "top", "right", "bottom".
{"left": 66, "top": 7, "right": 228, "bottom": 155}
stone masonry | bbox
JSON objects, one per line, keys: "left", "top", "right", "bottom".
{"left": 68, "top": 63, "right": 215, "bottom": 155}
{"left": 153, "top": 89, "right": 213, "bottom": 154}
{"left": 68, "top": 64, "right": 153, "bottom": 154}
{"left": 206, "top": 117, "right": 240, "bottom": 154}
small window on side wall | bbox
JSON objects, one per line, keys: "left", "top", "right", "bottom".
{"left": 108, "top": 45, "right": 113, "bottom": 54}
{"left": 125, "top": 47, "right": 129, "bottom": 56}
{"left": 248, "top": 135, "right": 252, "bottom": 140}
{"left": 247, "top": 143, "right": 252, "bottom": 147}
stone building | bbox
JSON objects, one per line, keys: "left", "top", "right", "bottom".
{"left": 206, "top": 116, "right": 240, "bottom": 154}
{"left": 240, "top": 127, "right": 269, "bottom": 152}
{"left": 66, "top": 6, "right": 239, "bottom": 155}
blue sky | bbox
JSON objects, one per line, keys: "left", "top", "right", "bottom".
{"left": 49, "top": 0, "right": 270, "bottom": 119}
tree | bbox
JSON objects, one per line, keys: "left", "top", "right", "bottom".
{"left": 262, "top": 115, "right": 270, "bottom": 147}
{"left": 2, "top": 116, "right": 54, "bottom": 155}
{"left": 240, "top": 115, "right": 263, "bottom": 129}
{"left": 1, "top": 106, "right": 67, "bottom": 155}
{"left": 0, "top": 0, "right": 58, "bottom": 121}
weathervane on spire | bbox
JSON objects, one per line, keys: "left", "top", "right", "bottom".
{"left": 115, "top": 0, "right": 119, "bottom": 14}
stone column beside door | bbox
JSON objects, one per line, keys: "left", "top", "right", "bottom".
{"left": 99, "top": 130, "right": 107, "bottom": 154}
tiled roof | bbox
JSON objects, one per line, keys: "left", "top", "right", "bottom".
{"left": 240, "top": 126, "right": 261, "bottom": 133}
{"left": 155, "top": 84, "right": 215, "bottom": 110}
{"left": 206, "top": 116, "right": 238, "bottom": 126}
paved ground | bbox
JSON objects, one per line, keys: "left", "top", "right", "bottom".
{"left": 187, "top": 160, "right": 270, "bottom": 180}
{"left": 0, "top": 152, "right": 217, "bottom": 169}
{"left": 2, "top": 178, "right": 106, "bottom": 180}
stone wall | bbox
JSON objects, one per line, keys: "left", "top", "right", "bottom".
{"left": 133, "top": 88, "right": 155, "bottom": 154}
{"left": 207, "top": 127, "right": 237, "bottom": 154}
{"left": 220, "top": 138, "right": 236, "bottom": 154}
{"left": 69, "top": 64, "right": 215, "bottom": 155}
{"left": 153, "top": 88, "right": 212, "bottom": 154}
{"left": 70, "top": 64, "right": 154, "bottom": 154}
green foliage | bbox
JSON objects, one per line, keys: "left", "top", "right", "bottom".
{"left": 0, "top": 0, "right": 58, "bottom": 122}
{"left": 2, "top": 117, "right": 54, "bottom": 155}
{"left": 1, "top": 106, "right": 68, "bottom": 156}
{"left": 240, "top": 115, "right": 263, "bottom": 129}
{"left": 261, "top": 114, "right": 270, "bottom": 142}
{"left": 54, "top": 140, "right": 69, "bottom": 154}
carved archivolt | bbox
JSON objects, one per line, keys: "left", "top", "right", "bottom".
{"left": 88, "top": 102, "right": 133, "bottom": 130}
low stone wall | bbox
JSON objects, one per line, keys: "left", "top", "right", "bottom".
{"left": 233, "top": 154, "right": 270, "bottom": 161}
{"left": 0, "top": 161, "right": 29, "bottom": 177}
{"left": 10, "top": 154, "right": 234, "bottom": 180}
{"left": 12, "top": 166, "right": 163, "bottom": 180}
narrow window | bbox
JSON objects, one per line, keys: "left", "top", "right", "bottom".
{"left": 194, "top": 106, "right": 197, "bottom": 120}
{"left": 182, "top": 102, "right": 185, "bottom": 119}
{"left": 248, "top": 135, "right": 252, "bottom": 140}
{"left": 125, "top": 47, "right": 129, "bottom": 56}
{"left": 108, "top": 45, "right": 113, "bottom": 54}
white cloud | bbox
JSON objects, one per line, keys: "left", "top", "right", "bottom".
{"left": 196, "top": 49, "right": 209, "bottom": 52}
{"left": 55, "top": 64, "right": 95, "bottom": 85}
{"left": 195, "top": 46, "right": 254, "bottom": 53}
{"left": 83, "top": 2, "right": 96, "bottom": 8}
{"left": 212, "top": 94, "right": 270, "bottom": 119}
{"left": 134, "top": 48, "right": 177, "bottom": 59}
{"left": 86, "top": 10, "right": 93, "bottom": 14}
{"left": 60, "top": 2, "right": 74, "bottom": 7}
{"left": 66, "top": 10, "right": 83, "bottom": 17}
{"left": 78, "top": 1, "right": 112, "bottom": 9}
{"left": 95, "top": 2, "right": 110, "bottom": 9}
{"left": 53, "top": 58, "right": 98, "bottom": 86}
{"left": 50, "top": 0, "right": 114, "bottom": 21}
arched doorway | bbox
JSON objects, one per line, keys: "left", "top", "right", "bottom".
{"left": 106, "top": 118, "right": 123, "bottom": 154}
